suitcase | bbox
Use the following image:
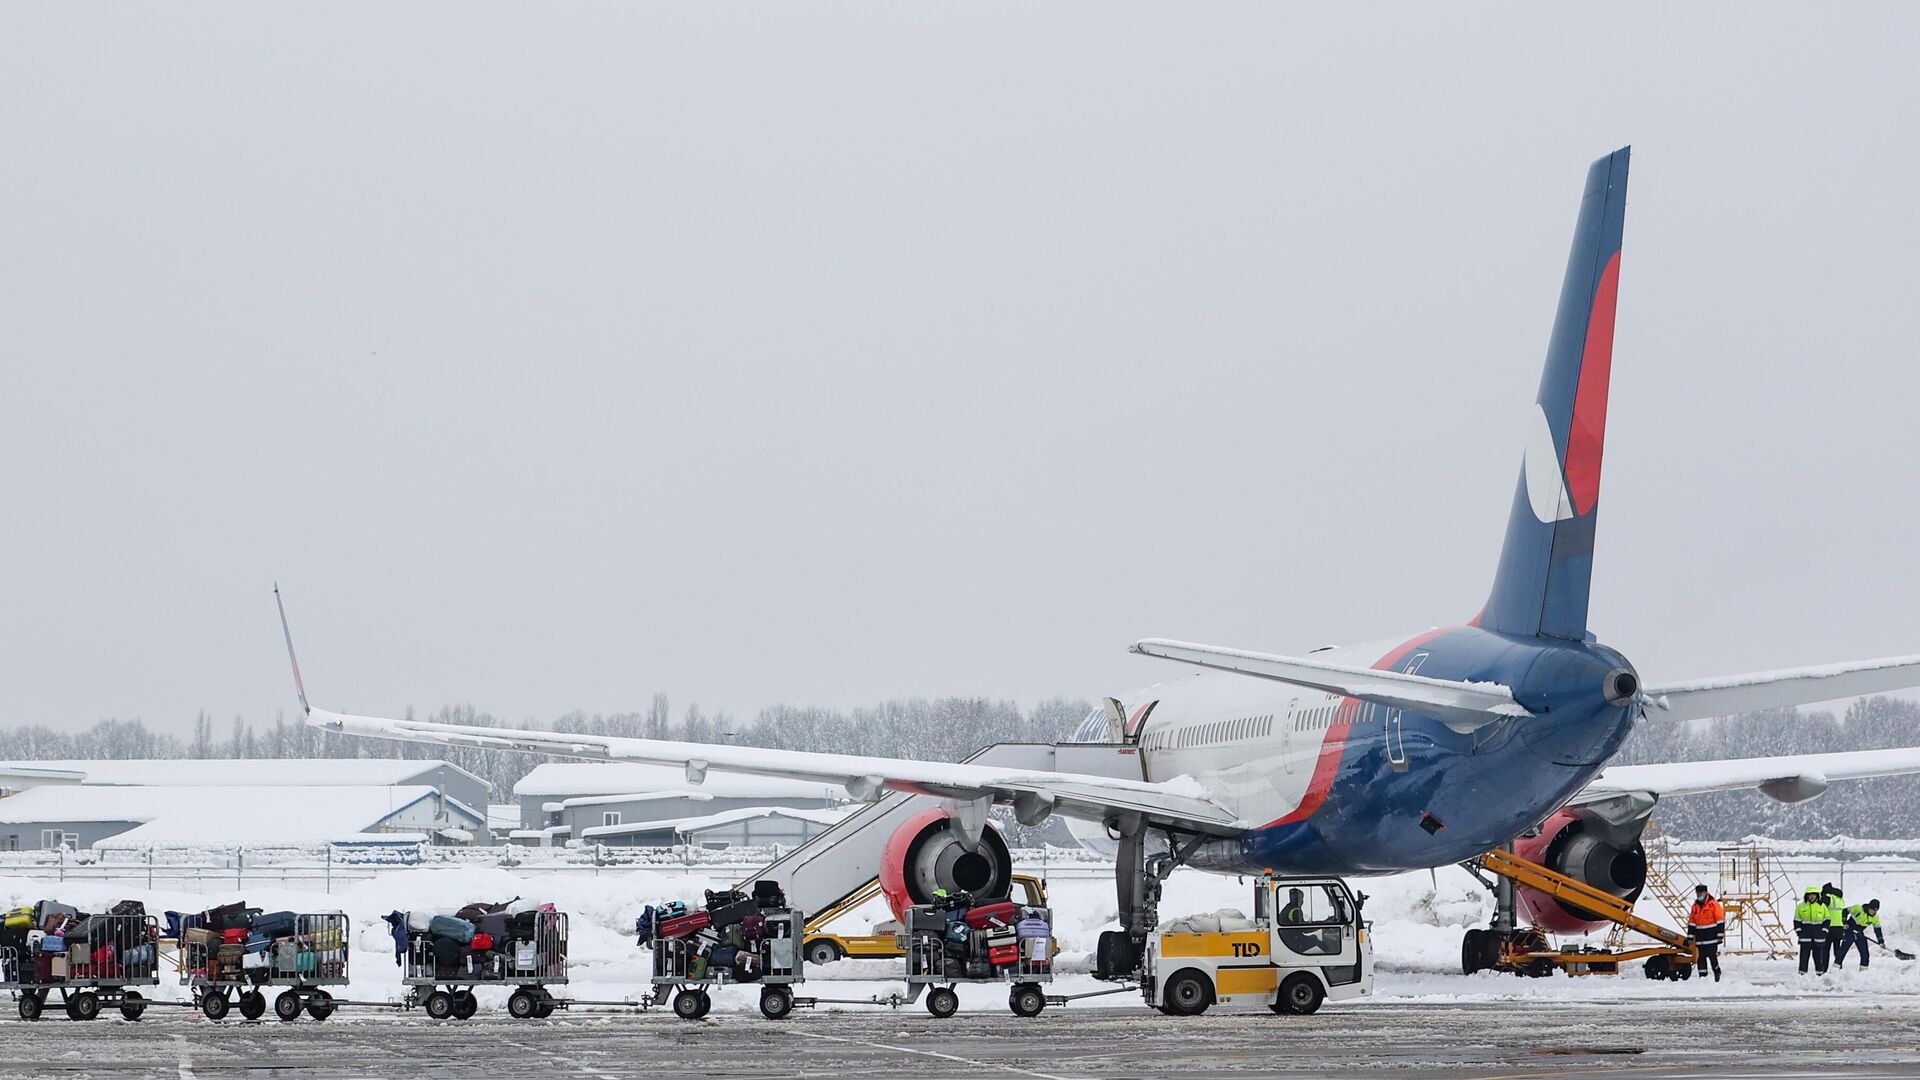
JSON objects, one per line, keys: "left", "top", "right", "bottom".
{"left": 709, "top": 944, "right": 739, "bottom": 969}
{"left": 205, "top": 902, "right": 257, "bottom": 931}
{"left": 242, "top": 951, "right": 268, "bottom": 971}
{"left": 41, "top": 934, "right": 65, "bottom": 953}
{"left": 123, "top": 944, "right": 156, "bottom": 970}
{"left": 471, "top": 932, "right": 494, "bottom": 952}
{"left": 216, "top": 943, "right": 245, "bottom": 965}
{"left": 274, "top": 940, "right": 299, "bottom": 970}
{"left": 658, "top": 911, "right": 712, "bottom": 939}
{"left": 963, "top": 902, "right": 1018, "bottom": 929}
{"left": 1016, "top": 917, "right": 1051, "bottom": 940}
{"left": 185, "top": 926, "right": 217, "bottom": 948}
{"left": 740, "top": 915, "right": 766, "bottom": 941}
{"left": 34, "top": 952, "right": 54, "bottom": 982}
{"left": 222, "top": 928, "right": 249, "bottom": 945}
{"left": 251, "top": 911, "right": 297, "bottom": 939}
{"left": 110, "top": 899, "right": 147, "bottom": 918}
{"left": 965, "top": 958, "right": 991, "bottom": 978}
{"left": 508, "top": 910, "right": 540, "bottom": 939}
{"left": 432, "top": 936, "right": 464, "bottom": 979}
{"left": 657, "top": 900, "right": 688, "bottom": 920}
{"left": 427, "top": 915, "right": 476, "bottom": 943}
{"left": 983, "top": 927, "right": 1018, "bottom": 949}
{"left": 308, "top": 927, "right": 345, "bottom": 951}
{"left": 987, "top": 944, "right": 1019, "bottom": 966}
{"left": 707, "top": 898, "right": 758, "bottom": 929}
{"left": 705, "top": 888, "right": 747, "bottom": 911}
{"left": 35, "top": 901, "right": 78, "bottom": 926}
{"left": 907, "top": 908, "right": 949, "bottom": 934}
{"left": 294, "top": 950, "right": 318, "bottom": 975}
{"left": 476, "top": 913, "right": 508, "bottom": 941}
{"left": 752, "top": 880, "right": 787, "bottom": 909}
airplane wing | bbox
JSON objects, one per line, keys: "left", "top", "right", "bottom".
{"left": 1642, "top": 654, "right": 1920, "bottom": 722}
{"left": 1130, "top": 638, "right": 1531, "bottom": 733}
{"left": 1580, "top": 746, "right": 1920, "bottom": 805}
{"left": 308, "top": 707, "right": 1245, "bottom": 834}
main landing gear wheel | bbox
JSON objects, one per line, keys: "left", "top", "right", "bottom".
{"left": 508, "top": 989, "right": 540, "bottom": 1020}
{"left": 1461, "top": 928, "right": 1487, "bottom": 975}
{"left": 925, "top": 986, "right": 960, "bottom": 1018}
{"left": 274, "top": 990, "right": 304, "bottom": 1021}
{"left": 452, "top": 990, "right": 478, "bottom": 1020}
{"left": 120, "top": 991, "right": 147, "bottom": 1022}
{"left": 805, "top": 939, "right": 842, "bottom": 966}
{"left": 67, "top": 991, "right": 101, "bottom": 1022}
{"left": 1276, "top": 973, "right": 1324, "bottom": 1015}
{"left": 759, "top": 986, "right": 794, "bottom": 1020}
{"left": 1160, "top": 970, "right": 1212, "bottom": 1017}
{"left": 18, "top": 991, "right": 43, "bottom": 1021}
{"left": 201, "top": 992, "right": 230, "bottom": 1020}
{"left": 424, "top": 990, "right": 455, "bottom": 1020}
{"left": 672, "top": 989, "right": 706, "bottom": 1021}
{"left": 238, "top": 991, "right": 266, "bottom": 1021}
{"left": 1009, "top": 984, "right": 1046, "bottom": 1018}
{"left": 306, "top": 991, "right": 335, "bottom": 1021}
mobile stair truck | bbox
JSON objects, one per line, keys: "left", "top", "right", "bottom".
{"left": 2, "top": 908, "right": 162, "bottom": 1021}
{"left": 180, "top": 911, "right": 349, "bottom": 1021}
{"left": 1142, "top": 876, "right": 1372, "bottom": 1017}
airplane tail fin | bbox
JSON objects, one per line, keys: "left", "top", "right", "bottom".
{"left": 1481, "top": 147, "right": 1630, "bottom": 641}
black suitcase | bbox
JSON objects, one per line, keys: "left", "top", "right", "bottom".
{"left": 907, "top": 909, "right": 948, "bottom": 934}
{"left": 509, "top": 910, "right": 540, "bottom": 940}
{"left": 476, "top": 913, "right": 509, "bottom": 943}
{"left": 707, "top": 898, "right": 759, "bottom": 929}
{"left": 752, "top": 880, "right": 787, "bottom": 909}
{"left": 251, "top": 911, "right": 298, "bottom": 939}
{"left": 432, "top": 935, "right": 464, "bottom": 979}
{"left": 704, "top": 888, "right": 748, "bottom": 912}
{"left": 110, "top": 900, "right": 147, "bottom": 919}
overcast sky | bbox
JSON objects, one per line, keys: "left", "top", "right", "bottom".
{"left": 4, "top": 4, "right": 1918, "bottom": 737}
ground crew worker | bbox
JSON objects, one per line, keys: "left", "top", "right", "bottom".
{"left": 1687, "top": 883, "right": 1725, "bottom": 981}
{"left": 1839, "top": 899, "right": 1885, "bottom": 969}
{"left": 1825, "top": 883, "right": 1847, "bottom": 961}
{"left": 1795, "top": 886, "right": 1832, "bottom": 974}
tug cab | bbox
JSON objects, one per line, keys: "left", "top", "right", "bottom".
{"left": 1143, "top": 877, "right": 1371, "bottom": 1016}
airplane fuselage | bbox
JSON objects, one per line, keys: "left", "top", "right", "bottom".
{"left": 1077, "top": 625, "right": 1640, "bottom": 876}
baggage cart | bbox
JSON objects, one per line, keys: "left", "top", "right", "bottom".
{"left": 402, "top": 911, "right": 568, "bottom": 1021}
{"left": 651, "top": 908, "right": 805, "bottom": 1020}
{"left": 180, "top": 912, "right": 349, "bottom": 1021}
{"left": 1, "top": 913, "right": 162, "bottom": 1022}
{"left": 903, "top": 902, "right": 1055, "bottom": 1018}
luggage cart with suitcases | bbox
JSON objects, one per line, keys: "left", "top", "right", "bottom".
{"left": 402, "top": 909, "right": 569, "bottom": 1021}
{"left": 179, "top": 911, "right": 349, "bottom": 1021}
{"left": 647, "top": 887, "right": 806, "bottom": 1020}
{"left": 2, "top": 908, "right": 163, "bottom": 1022}
{"left": 902, "top": 897, "right": 1056, "bottom": 1018}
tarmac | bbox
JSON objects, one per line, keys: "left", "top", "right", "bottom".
{"left": 4, "top": 995, "right": 1920, "bottom": 1079}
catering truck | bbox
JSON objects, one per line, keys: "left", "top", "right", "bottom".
{"left": 1142, "top": 876, "right": 1371, "bottom": 1016}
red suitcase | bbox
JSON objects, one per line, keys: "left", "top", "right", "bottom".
{"left": 987, "top": 944, "right": 1019, "bottom": 966}
{"left": 221, "top": 928, "right": 248, "bottom": 945}
{"left": 963, "top": 902, "right": 1018, "bottom": 930}
{"left": 658, "top": 911, "right": 712, "bottom": 939}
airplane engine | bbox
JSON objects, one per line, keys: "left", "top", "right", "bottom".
{"left": 1509, "top": 808, "right": 1648, "bottom": 934}
{"left": 876, "top": 807, "right": 1014, "bottom": 920}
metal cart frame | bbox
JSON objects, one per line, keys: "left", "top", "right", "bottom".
{"left": 651, "top": 908, "right": 805, "bottom": 1020}
{"left": 2, "top": 914, "right": 163, "bottom": 1022}
{"left": 904, "top": 905, "right": 1056, "bottom": 1018}
{"left": 181, "top": 912, "right": 349, "bottom": 1022}
{"left": 402, "top": 911, "right": 568, "bottom": 1021}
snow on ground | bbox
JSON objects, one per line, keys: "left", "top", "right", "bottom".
{"left": 9, "top": 861, "right": 1920, "bottom": 1013}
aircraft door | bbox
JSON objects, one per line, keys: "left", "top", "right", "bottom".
{"left": 1269, "top": 881, "right": 1357, "bottom": 967}
{"left": 1384, "top": 652, "right": 1428, "bottom": 771}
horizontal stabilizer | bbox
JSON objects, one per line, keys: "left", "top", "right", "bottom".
{"left": 1645, "top": 653, "right": 1920, "bottom": 722}
{"left": 1129, "top": 638, "right": 1531, "bottom": 733}
{"left": 1585, "top": 745, "right": 1920, "bottom": 804}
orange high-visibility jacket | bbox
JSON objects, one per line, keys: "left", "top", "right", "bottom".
{"left": 1689, "top": 896, "right": 1726, "bottom": 926}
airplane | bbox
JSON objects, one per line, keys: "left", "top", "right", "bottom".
{"left": 282, "top": 146, "right": 1920, "bottom": 974}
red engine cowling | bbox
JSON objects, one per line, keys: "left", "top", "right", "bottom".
{"left": 1509, "top": 809, "right": 1648, "bottom": 934}
{"left": 877, "top": 807, "right": 1015, "bottom": 920}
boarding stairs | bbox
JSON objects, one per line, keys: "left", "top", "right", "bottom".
{"left": 742, "top": 742, "right": 1143, "bottom": 919}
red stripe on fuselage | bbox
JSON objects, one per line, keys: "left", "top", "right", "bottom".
{"left": 1264, "top": 626, "right": 1457, "bottom": 827}
{"left": 1564, "top": 250, "right": 1621, "bottom": 516}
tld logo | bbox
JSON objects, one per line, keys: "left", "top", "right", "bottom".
{"left": 1231, "top": 941, "right": 1263, "bottom": 958}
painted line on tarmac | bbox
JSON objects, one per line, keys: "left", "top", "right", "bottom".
{"left": 788, "top": 1028, "right": 1076, "bottom": 1080}
{"left": 169, "top": 1033, "right": 198, "bottom": 1080}
{"left": 496, "top": 1036, "right": 623, "bottom": 1080}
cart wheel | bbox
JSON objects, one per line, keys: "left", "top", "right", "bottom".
{"left": 1009, "top": 984, "right": 1045, "bottom": 1018}
{"left": 509, "top": 989, "right": 539, "bottom": 1019}
{"left": 672, "top": 989, "right": 704, "bottom": 1021}
{"left": 18, "top": 992, "right": 42, "bottom": 1021}
{"left": 274, "top": 990, "right": 304, "bottom": 1021}
{"left": 534, "top": 989, "right": 556, "bottom": 1019}
{"left": 1277, "top": 973, "right": 1324, "bottom": 1015}
{"left": 238, "top": 991, "right": 266, "bottom": 1021}
{"left": 201, "top": 991, "right": 231, "bottom": 1020}
{"left": 1160, "top": 969, "right": 1212, "bottom": 1017}
{"left": 452, "top": 990, "right": 478, "bottom": 1020}
{"left": 805, "top": 939, "right": 842, "bottom": 966}
{"left": 120, "top": 991, "right": 148, "bottom": 1022}
{"left": 692, "top": 990, "right": 712, "bottom": 1019}
{"left": 424, "top": 990, "right": 455, "bottom": 1020}
{"left": 306, "top": 991, "right": 335, "bottom": 1021}
{"left": 759, "top": 986, "right": 794, "bottom": 1020}
{"left": 925, "top": 986, "right": 959, "bottom": 1019}
{"left": 67, "top": 991, "right": 101, "bottom": 1022}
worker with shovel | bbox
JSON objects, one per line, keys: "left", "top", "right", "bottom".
{"left": 1837, "top": 899, "right": 1884, "bottom": 969}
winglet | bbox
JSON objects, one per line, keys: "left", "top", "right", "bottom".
{"left": 273, "top": 583, "right": 311, "bottom": 715}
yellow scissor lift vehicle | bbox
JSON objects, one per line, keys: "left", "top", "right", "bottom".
{"left": 801, "top": 875, "right": 1051, "bottom": 966}
{"left": 1466, "top": 848, "right": 1698, "bottom": 979}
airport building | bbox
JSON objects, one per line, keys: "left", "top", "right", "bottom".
{"left": 510, "top": 762, "right": 849, "bottom": 847}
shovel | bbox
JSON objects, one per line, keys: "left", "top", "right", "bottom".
{"left": 1873, "top": 942, "right": 1917, "bottom": 961}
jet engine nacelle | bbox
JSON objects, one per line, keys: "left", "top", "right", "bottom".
{"left": 876, "top": 807, "right": 1015, "bottom": 920}
{"left": 1509, "top": 808, "right": 1648, "bottom": 934}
